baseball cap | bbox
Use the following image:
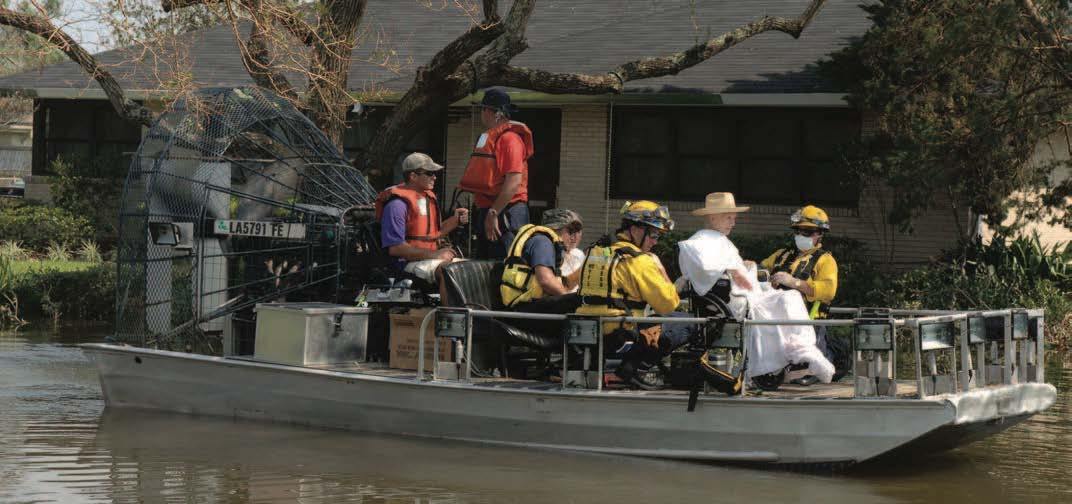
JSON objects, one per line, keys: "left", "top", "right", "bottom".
{"left": 401, "top": 152, "right": 444, "bottom": 173}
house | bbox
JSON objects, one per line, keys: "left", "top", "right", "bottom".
{"left": 0, "top": 0, "right": 1063, "bottom": 264}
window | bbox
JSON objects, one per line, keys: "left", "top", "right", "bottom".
{"left": 33, "top": 100, "right": 143, "bottom": 176}
{"left": 611, "top": 107, "right": 861, "bottom": 207}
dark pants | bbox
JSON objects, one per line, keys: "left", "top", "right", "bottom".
{"left": 615, "top": 312, "right": 697, "bottom": 363}
{"left": 510, "top": 293, "right": 582, "bottom": 336}
{"left": 475, "top": 203, "right": 529, "bottom": 260}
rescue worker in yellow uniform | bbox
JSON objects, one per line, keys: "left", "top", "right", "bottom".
{"left": 500, "top": 208, "right": 584, "bottom": 315}
{"left": 576, "top": 201, "right": 686, "bottom": 390}
{"left": 760, "top": 205, "right": 847, "bottom": 384}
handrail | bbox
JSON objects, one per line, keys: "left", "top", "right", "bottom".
{"left": 412, "top": 305, "right": 1047, "bottom": 396}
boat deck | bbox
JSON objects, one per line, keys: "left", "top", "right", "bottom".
{"left": 294, "top": 360, "right": 921, "bottom": 400}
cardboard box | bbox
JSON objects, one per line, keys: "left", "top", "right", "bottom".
{"left": 389, "top": 308, "right": 455, "bottom": 371}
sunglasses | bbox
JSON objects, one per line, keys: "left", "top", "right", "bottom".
{"left": 795, "top": 229, "right": 821, "bottom": 237}
{"left": 412, "top": 170, "right": 437, "bottom": 177}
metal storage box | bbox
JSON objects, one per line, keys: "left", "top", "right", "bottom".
{"left": 253, "top": 302, "right": 370, "bottom": 366}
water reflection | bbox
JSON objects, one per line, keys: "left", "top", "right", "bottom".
{"left": 2, "top": 327, "right": 1071, "bottom": 503}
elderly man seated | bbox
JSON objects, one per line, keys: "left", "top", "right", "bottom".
{"left": 677, "top": 192, "right": 834, "bottom": 387}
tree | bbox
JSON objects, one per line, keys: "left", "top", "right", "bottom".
{"left": 0, "top": 0, "right": 829, "bottom": 173}
{"left": 820, "top": 0, "right": 1072, "bottom": 239}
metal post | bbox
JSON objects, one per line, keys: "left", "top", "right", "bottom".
{"left": 416, "top": 308, "right": 437, "bottom": 382}
{"left": 1036, "top": 316, "right": 1046, "bottom": 383}
{"left": 739, "top": 320, "right": 749, "bottom": 396}
{"left": 597, "top": 330, "right": 604, "bottom": 392}
{"left": 1004, "top": 313, "right": 1014, "bottom": 385}
{"left": 958, "top": 319, "right": 972, "bottom": 391}
{"left": 464, "top": 310, "right": 474, "bottom": 382}
{"left": 912, "top": 322, "right": 925, "bottom": 398}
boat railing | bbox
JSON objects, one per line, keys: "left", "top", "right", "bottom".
{"left": 414, "top": 305, "right": 1046, "bottom": 399}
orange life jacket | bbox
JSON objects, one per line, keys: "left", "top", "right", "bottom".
{"left": 458, "top": 121, "right": 534, "bottom": 208}
{"left": 373, "top": 185, "right": 441, "bottom": 251}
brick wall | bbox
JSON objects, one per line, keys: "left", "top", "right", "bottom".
{"left": 442, "top": 104, "right": 966, "bottom": 267}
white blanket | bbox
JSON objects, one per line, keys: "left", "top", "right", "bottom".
{"left": 561, "top": 248, "right": 585, "bottom": 294}
{"left": 677, "top": 230, "right": 833, "bottom": 383}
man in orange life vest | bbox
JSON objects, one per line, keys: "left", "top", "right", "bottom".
{"left": 374, "top": 153, "right": 469, "bottom": 287}
{"left": 459, "top": 88, "right": 535, "bottom": 259}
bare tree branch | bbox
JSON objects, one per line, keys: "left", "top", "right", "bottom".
{"left": 483, "top": 0, "right": 497, "bottom": 20}
{"left": 1018, "top": 0, "right": 1062, "bottom": 48}
{"left": 0, "top": 7, "right": 154, "bottom": 126}
{"left": 161, "top": 0, "right": 223, "bottom": 13}
{"left": 304, "top": 0, "right": 368, "bottom": 147}
{"left": 361, "top": 0, "right": 535, "bottom": 171}
{"left": 496, "top": 0, "right": 829, "bottom": 94}
{"left": 227, "top": 0, "right": 297, "bottom": 101}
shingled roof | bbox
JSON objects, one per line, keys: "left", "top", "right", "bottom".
{"left": 0, "top": 0, "right": 871, "bottom": 98}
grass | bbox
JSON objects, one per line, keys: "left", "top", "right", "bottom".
{"left": 9, "top": 260, "right": 100, "bottom": 275}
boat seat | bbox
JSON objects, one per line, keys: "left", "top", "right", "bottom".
{"left": 354, "top": 219, "right": 436, "bottom": 293}
{"left": 440, "top": 260, "right": 561, "bottom": 350}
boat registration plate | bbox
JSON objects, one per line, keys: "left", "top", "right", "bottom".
{"left": 214, "top": 220, "right": 306, "bottom": 239}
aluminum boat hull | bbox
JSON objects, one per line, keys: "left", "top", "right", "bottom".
{"left": 82, "top": 343, "right": 1056, "bottom": 465}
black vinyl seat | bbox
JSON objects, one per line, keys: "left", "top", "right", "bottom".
{"left": 355, "top": 219, "right": 436, "bottom": 292}
{"left": 439, "top": 260, "right": 561, "bottom": 350}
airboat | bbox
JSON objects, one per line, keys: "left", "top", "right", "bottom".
{"left": 83, "top": 88, "right": 1056, "bottom": 468}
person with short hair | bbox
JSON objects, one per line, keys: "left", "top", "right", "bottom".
{"left": 459, "top": 87, "right": 535, "bottom": 259}
{"left": 500, "top": 208, "right": 584, "bottom": 314}
{"left": 374, "top": 152, "right": 468, "bottom": 285}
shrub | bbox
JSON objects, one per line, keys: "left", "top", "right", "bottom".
{"left": 877, "top": 235, "right": 1072, "bottom": 349}
{"left": 0, "top": 256, "right": 25, "bottom": 328}
{"left": 45, "top": 242, "right": 72, "bottom": 262}
{"left": 0, "top": 241, "right": 31, "bottom": 261}
{"left": 77, "top": 240, "right": 102, "bottom": 263}
{"left": 0, "top": 202, "right": 92, "bottom": 252}
{"left": 12, "top": 262, "right": 116, "bottom": 322}
{"left": 48, "top": 156, "right": 125, "bottom": 250}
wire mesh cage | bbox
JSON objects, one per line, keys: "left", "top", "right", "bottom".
{"left": 114, "top": 87, "right": 378, "bottom": 354}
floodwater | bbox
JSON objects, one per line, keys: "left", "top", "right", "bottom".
{"left": 1, "top": 328, "right": 1070, "bottom": 504}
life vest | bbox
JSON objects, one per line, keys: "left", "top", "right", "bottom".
{"left": 500, "top": 224, "right": 565, "bottom": 307}
{"left": 458, "top": 121, "right": 534, "bottom": 208}
{"left": 771, "top": 247, "right": 831, "bottom": 318}
{"left": 373, "top": 185, "right": 441, "bottom": 252}
{"left": 577, "top": 239, "right": 647, "bottom": 317}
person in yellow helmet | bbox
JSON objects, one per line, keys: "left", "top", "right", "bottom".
{"left": 575, "top": 200, "right": 684, "bottom": 389}
{"left": 760, "top": 205, "right": 845, "bottom": 384}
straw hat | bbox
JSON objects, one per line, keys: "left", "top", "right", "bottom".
{"left": 690, "top": 192, "right": 750, "bottom": 216}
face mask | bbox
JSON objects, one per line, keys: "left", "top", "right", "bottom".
{"left": 794, "top": 234, "right": 815, "bottom": 251}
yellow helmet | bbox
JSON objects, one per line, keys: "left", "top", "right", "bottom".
{"left": 790, "top": 205, "right": 830, "bottom": 231}
{"left": 620, "top": 200, "right": 675, "bottom": 232}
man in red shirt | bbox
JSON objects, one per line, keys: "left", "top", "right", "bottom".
{"left": 458, "top": 88, "right": 535, "bottom": 259}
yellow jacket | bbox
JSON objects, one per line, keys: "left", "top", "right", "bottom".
{"left": 576, "top": 237, "right": 679, "bottom": 333}
{"left": 761, "top": 246, "right": 838, "bottom": 317}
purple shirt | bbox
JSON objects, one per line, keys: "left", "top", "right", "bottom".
{"left": 380, "top": 198, "right": 408, "bottom": 269}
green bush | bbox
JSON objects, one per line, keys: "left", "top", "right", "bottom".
{"left": 0, "top": 202, "right": 92, "bottom": 252}
{"left": 878, "top": 235, "right": 1072, "bottom": 349}
{"left": 12, "top": 262, "right": 116, "bottom": 323}
{"left": 48, "top": 156, "right": 126, "bottom": 250}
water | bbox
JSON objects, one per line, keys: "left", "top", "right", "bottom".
{"left": 2, "top": 327, "right": 1070, "bottom": 503}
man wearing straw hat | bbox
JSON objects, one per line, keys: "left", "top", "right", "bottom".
{"left": 678, "top": 192, "right": 835, "bottom": 387}
{"left": 677, "top": 192, "right": 754, "bottom": 298}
